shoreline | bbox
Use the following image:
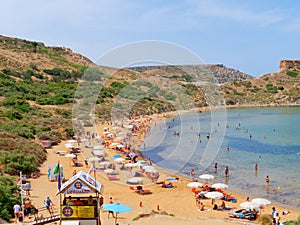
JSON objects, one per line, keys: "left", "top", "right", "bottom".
{"left": 10, "top": 104, "right": 300, "bottom": 225}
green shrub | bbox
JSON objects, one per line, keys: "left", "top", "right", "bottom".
{"left": 0, "top": 153, "right": 37, "bottom": 175}
{"left": 286, "top": 70, "right": 298, "bottom": 77}
{"left": 285, "top": 215, "right": 300, "bottom": 225}
{"left": 257, "top": 214, "right": 272, "bottom": 225}
{"left": 55, "top": 108, "right": 71, "bottom": 117}
{"left": 65, "top": 127, "right": 75, "bottom": 138}
{"left": 0, "top": 176, "right": 21, "bottom": 221}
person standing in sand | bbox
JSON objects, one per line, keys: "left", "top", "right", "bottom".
{"left": 266, "top": 175, "right": 270, "bottom": 185}
{"left": 108, "top": 197, "right": 115, "bottom": 218}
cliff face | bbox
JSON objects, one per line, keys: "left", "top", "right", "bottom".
{"left": 280, "top": 60, "right": 300, "bottom": 71}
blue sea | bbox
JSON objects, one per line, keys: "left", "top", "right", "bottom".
{"left": 141, "top": 107, "right": 300, "bottom": 209}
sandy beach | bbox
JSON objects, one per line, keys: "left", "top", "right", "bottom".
{"left": 16, "top": 111, "right": 300, "bottom": 225}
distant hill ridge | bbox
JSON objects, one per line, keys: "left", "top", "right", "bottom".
{"left": 128, "top": 64, "right": 254, "bottom": 84}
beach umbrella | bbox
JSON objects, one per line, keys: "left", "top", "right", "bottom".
{"left": 102, "top": 202, "right": 131, "bottom": 225}
{"left": 187, "top": 182, "right": 203, "bottom": 188}
{"left": 112, "top": 154, "right": 122, "bottom": 159}
{"left": 117, "top": 144, "right": 125, "bottom": 148}
{"left": 199, "top": 174, "right": 215, "bottom": 180}
{"left": 251, "top": 198, "right": 271, "bottom": 206}
{"left": 88, "top": 157, "right": 102, "bottom": 162}
{"left": 127, "top": 177, "right": 143, "bottom": 185}
{"left": 93, "top": 150, "right": 105, "bottom": 157}
{"left": 103, "top": 131, "right": 110, "bottom": 135}
{"left": 93, "top": 151, "right": 105, "bottom": 157}
{"left": 240, "top": 201, "right": 260, "bottom": 209}
{"left": 124, "top": 163, "right": 136, "bottom": 168}
{"left": 204, "top": 191, "right": 223, "bottom": 199}
{"left": 81, "top": 138, "right": 88, "bottom": 142}
{"left": 99, "top": 161, "right": 112, "bottom": 166}
{"left": 114, "top": 158, "right": 125, "bottom": 164}
{"left": 212, "top": 183, "right": 228, "bottom": 189}
{"left": 94, "top": 145, "right": 104, "bottom": 150}
{"left": 65, "top": 143, "right": 74, "bottom": 148}
{"left": 67, "top": 140, "right": 77, "bottom": 143}
{"left": 104, "top": 169, "right": 118, "bottom": 175}
{"left": 65, "top": 153, "right": 77, "bottom": 158}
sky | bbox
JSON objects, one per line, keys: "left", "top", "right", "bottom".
{"left": 1, "top": 0, "right": 300, "bottom": 77}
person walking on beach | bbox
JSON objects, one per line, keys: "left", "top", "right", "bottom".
{"left": 25, "top": 181, "right": 31, "bottom": 197}
{"left": 13, "top": 203, "right": 21, "bottom": 223}
{"left": 45, "top": 197, "right": 54, "bottom": 217}
{"left": 225, "top": 166, "right": 229, "bottom": 177}
{"left": 108, "top": 197, "right": 115, "bottom": 218}
{"left": 214, "top": 163, "right": 218, "bottom": 173}
{"left": 24, "top": 198, "right": 32, "bottom": 217}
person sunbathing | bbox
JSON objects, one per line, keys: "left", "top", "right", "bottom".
{"left": 162, "top": 182, "right": 173, "bottom": 188}
{"left": 199, "top": 202, "right": 205, "bottom": 211}
{"left": 219, "top": 201, "right": 226, "bottom": 209}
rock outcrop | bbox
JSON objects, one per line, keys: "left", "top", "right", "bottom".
{"left": 280, "top": 60, "right": 300, "bottom": 71}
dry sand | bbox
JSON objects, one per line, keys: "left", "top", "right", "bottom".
{"left": 17, "top": 112, "right": 300, "bottom": 225}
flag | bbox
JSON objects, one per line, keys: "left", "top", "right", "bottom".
{"left": 87, "top": 164, "right": 94, "bottom": 176}
{"left": 190, "top": 169, "right": 195, "bottom": 176}
{"left": 54, "top": 162, "right": 61, "bottom": 190}
{"left": 53, "top": 163, "right": 59, "bottom": 174}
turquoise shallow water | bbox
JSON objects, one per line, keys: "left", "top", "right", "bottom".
{"left": 141, "top": 107, "right": 300, "bottom": 209}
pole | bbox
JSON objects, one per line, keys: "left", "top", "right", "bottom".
{"left": 20, "top": 172, "right": 24, "bottom": 225}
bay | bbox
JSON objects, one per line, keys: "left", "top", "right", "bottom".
{"left": 141, "top": 107, "right": 300, "bottom": 209}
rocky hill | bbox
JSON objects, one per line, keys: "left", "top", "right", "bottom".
{"left": 0, "top": 35, "right": 94, "bottom": 81}
{"left": 222, "top": 61, "right": 300, "bottom": 105}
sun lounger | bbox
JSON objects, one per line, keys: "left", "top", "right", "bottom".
{"left": 135, "top": 189, "right": 152, "bottom": 195}
{"left": 107, "top": 175, "right": 119, "bottom": 181}
{"left": 73, "top": 161, "right": 83, "bottom": 167}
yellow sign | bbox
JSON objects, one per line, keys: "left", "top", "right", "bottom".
{"left": 61, "top": 206, "right": 95, "bottom": 218}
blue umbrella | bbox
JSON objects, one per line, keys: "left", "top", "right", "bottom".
{"left": 112, "top": 154, "right": 122, "bottom": 159}
{"left": 102, "top": 202, "right": 132, "bottom": 224}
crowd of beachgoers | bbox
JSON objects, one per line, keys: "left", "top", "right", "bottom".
{"left": 10, "top": 111, "right": 300, "bottom": 225}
